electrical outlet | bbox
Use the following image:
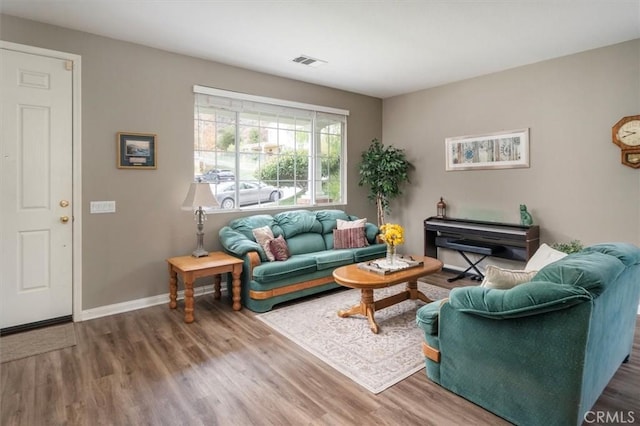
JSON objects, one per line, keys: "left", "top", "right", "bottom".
{"left": 90, "top": 201, "right": 116, "bottom": 214}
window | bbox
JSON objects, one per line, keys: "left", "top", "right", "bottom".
{"left": 193, "top": 85, "right": 348, "bottom": 211}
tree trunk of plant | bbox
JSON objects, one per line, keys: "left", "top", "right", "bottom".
{"left": 376, "top": 194, "right": 385, "bottom": 227}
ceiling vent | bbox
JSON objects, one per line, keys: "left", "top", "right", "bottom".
{"left": 292, "top": 55, "right": 327, "bottom": 68}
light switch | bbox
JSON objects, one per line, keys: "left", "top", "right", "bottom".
{"left": 90, "top": 201, "right": 116, "bottom": 214}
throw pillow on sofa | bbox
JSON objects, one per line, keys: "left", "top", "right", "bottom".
{"left": 525, "top": 243, "right": 567, "bottom": 271}
{"left": 333, "top": 227, "right": 369, "bottom": 249}
{"left": 269, "top": 235, "right": 290, "bottom": 261}
{"left": 252, "top": 226, "right": 276, "bottom": 261}
{"left": 481, "top": 265, "right": 538, "bottom": 289}
{"left": 336, "top": 218, "right": 367, "bottom": 229}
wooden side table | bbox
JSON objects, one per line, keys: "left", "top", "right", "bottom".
{"left": 167, "top": 251, "right": 243, "bottom": 323}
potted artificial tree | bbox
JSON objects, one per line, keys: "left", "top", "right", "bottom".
{"left": 358, "top": 138, "right": 412, "bottom": 226}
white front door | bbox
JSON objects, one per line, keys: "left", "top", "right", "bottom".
{"left": 0, "top": 48, "right": 74, "bottom": 330}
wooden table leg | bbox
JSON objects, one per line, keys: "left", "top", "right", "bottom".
{"left": 168, "top": 264, "right": 178, "bottom": 309}
{"left": 183, "top": 273, "right": 195, "bottom": 323}
{"left": 337, "top": 289, "right": 379, "bottom": 334}
{"left": 231, "top": 265, "right": 242, "bottom": 311}
{"left": 407, "top": 280, "right": 433, "bottom": 303}
{"left": 214, "top": 275, "right": 221, "bottom": 300}
{"left": 337, "top": 281, "right": 435, "bottom": 334}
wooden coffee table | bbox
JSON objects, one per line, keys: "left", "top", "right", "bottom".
{"left": 332, "top": 255, "right": 443, "bottom": 334}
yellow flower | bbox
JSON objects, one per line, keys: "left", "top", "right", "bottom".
{"left": 379, "top": 223, "right": 405, "bottom": 247}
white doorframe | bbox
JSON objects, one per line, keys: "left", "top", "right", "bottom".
{"left": 1, "top": 41, "right": 83, "bottom": 322}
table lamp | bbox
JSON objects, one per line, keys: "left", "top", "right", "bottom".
{"left": 182, "top": 182, "right": 220, "bottom": 257}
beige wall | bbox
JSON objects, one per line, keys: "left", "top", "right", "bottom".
{"left": 383, "top": 40, "right": 640, "bottom": 267}
{"left": 3, "top": 13, "right": 639, "bottom": 310}
{"left": 1, "top": 15, "right": 382, "bottom": 310}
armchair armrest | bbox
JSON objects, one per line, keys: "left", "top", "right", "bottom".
{"left": 449, "top": 281, "right": 592, "bottom": 319}
{"left": 416, "top": 299, "right": 448, "bottom": 335}
{"left": 219, "top": 226, "right": 264, "bottom": 259}
{"left": 416, "top": 299, "right": 449, "bottom": 379}
{"left": 364, "top": 223, "right": 380, "bottom": 244}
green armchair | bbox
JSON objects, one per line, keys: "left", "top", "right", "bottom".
{"left": 416, "top": 243, "right": 640, "bottom": 426}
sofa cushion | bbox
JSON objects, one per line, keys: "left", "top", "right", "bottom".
{"left": 228, "top": 214, "right": 275, "bottom": 240}
{"left": 269, "top": 235, "right": 290, "bottom": 261}
{"left": 531, "top": 252, "right": 625, "bottom": 296}
{"left": 481, "top": 265, "right": 537, "bottom": 289}
{"left": 582, "top": 243, "right": 640, "bottom": 267}
{"left": 315, "top": 209, "right": 351, "bottom": 234}
{"left": 304, "top": 250, "right": 355, "bottom": 270}
{"left": 449, "top": 281, "right": 593, "bottom": 319}
{"left": 286, "top": 233, "right": 327, "bottom": 255}
{"left": 351, "top": 243, "right": 388, "bottom": 262}
{"left": 252, "top": 255, "right": 318, "bottom": 283}
{"left": 273, "top": 210, "right": 322, "bottom": 238}
{"left": 333, "top": 227, "right": 369, "bottom": 249}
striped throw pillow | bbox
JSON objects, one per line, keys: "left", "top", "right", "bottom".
{"left": 333, "top": 227, "right": 369, "bottom": 249}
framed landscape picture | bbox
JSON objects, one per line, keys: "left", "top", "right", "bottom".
{"left": 117, "top": 132, "right": 157, "bottom": 169}
{"left": 445, "top": 128, "right": 529, "bottom": 171}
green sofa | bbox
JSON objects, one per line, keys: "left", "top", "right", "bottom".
{"left": 416, "top": 243, "right": 640, "bottom": 426}
{"left": 218, "top": 209, "right": 386, "bottom": 312}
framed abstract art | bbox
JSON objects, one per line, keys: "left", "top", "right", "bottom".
{"left": 445, "top": 128, "right": 529, "bottom": 171}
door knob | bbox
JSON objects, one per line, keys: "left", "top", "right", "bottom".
{"left": 60, "top": 200, "right": 69, "bottom": 207}
{"left": 60, "top": 216, "right": 69, "bottom": 223}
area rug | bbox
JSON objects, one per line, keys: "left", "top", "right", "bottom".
{"left": 257, "top": 281, "right": 450, "bottom": 394}
{"left": 0, "top": 323, "right": 77, "bottom": 363}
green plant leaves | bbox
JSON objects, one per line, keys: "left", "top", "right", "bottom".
{"left": 358, "top": 138, "right": 412, "bottom": 219}
{"left": 551, "top": 240, "right": 584, "bottom": 254}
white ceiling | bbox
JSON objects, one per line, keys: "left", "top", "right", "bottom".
{"left": 2, "top": 1, "right": 639, "bottom": 98}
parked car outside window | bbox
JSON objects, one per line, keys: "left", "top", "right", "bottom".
{"left": 213, "top": 181, "right": 282, "bottom": 209}
{"left": 197, "top": 168, "right": 235, "bottom": 183}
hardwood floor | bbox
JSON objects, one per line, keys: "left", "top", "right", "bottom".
{"left": 1, "top": 272, "right": 639, "bottom": 426}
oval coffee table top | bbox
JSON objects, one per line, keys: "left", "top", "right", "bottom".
{"left": 332, "top": 255, "right": 443, "bottom": 289}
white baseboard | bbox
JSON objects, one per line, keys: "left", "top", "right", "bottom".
{"left": 80, "top": 284, "right": 218, "bottom": 321}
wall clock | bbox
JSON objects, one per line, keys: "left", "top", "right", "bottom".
{"left": 612, "top": 115, "right": 640, "bottom": 168}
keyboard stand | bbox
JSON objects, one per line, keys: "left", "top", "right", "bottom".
{"left": 444, "top": 240, "right": 505, "bottom": 283}
{"left": 447, "top": 251, "right": 488, "bottom": 282}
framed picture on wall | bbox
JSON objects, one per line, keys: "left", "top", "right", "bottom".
{"left": 117, "top": 132, "right": 157, "bottom": 169}
{"left": 445, "top": 128, "right": 529, "bottom": 171}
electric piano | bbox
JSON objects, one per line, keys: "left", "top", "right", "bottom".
{"left": 424, "top": 216, "right": 540, "bottom": 282}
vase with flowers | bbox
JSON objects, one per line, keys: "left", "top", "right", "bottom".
{"left": 379, "top": 223, "right": 405, "bottom": 266}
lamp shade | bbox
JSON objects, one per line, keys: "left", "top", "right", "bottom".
{"left": 181, "top": 182, "right": 220, "bottom": 211}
